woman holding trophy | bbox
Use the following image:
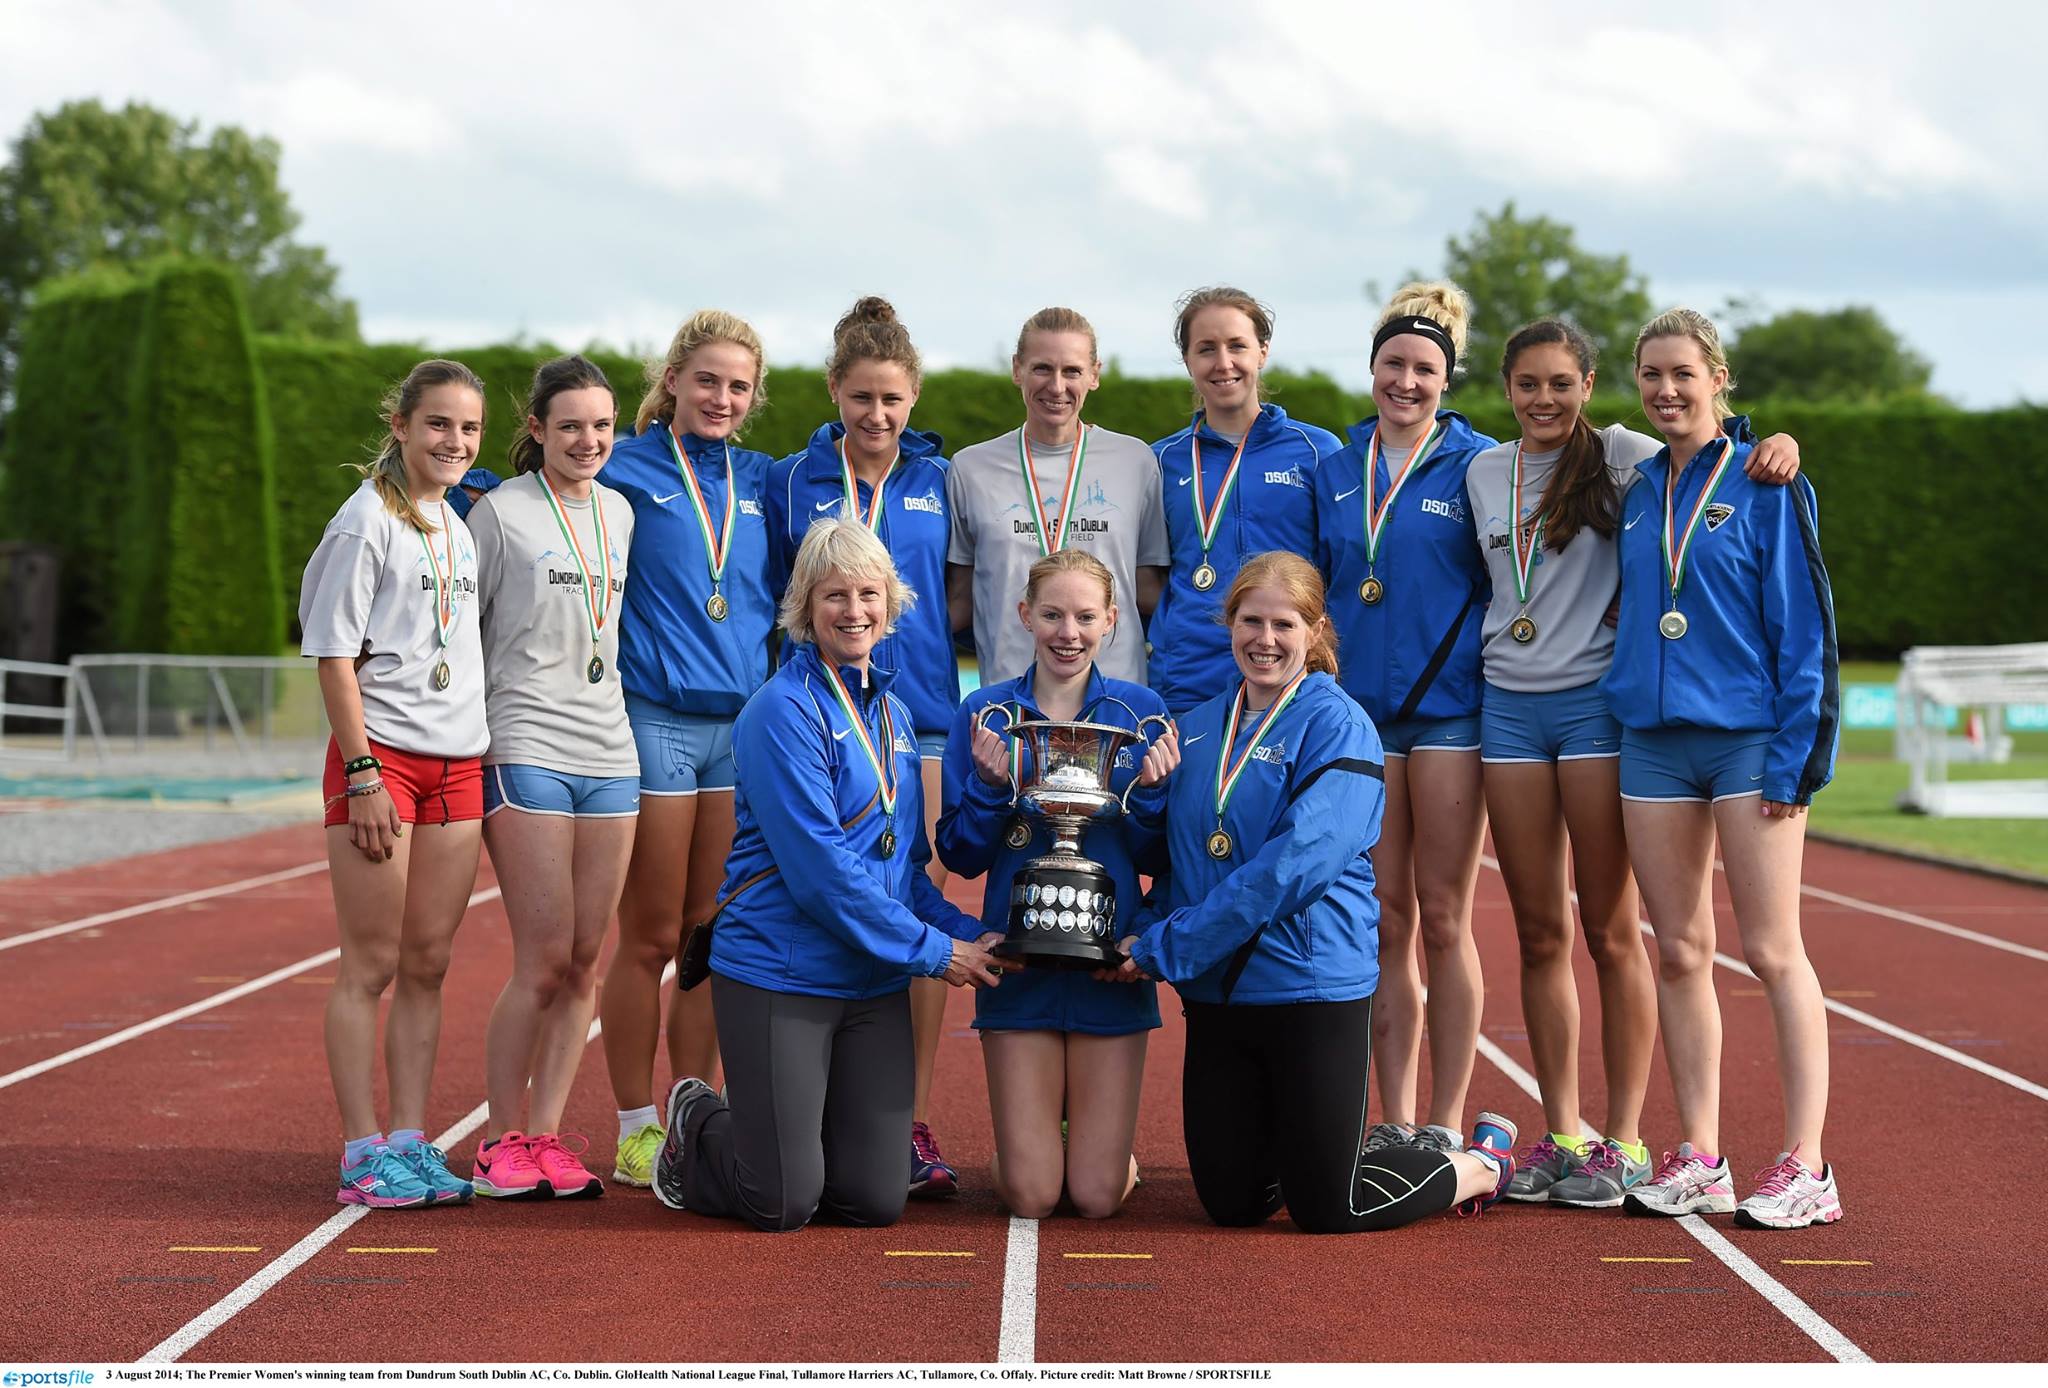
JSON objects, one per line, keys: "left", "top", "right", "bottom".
{"left": 937, "top": 550, "right": 1180, "bottom": 1219}
{"left": 1111, "top": 552, "right": 1518, "bottom": 1233}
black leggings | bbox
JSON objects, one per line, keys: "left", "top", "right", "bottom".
{"left": 1182, "top": 995, "right": 1460, "bottom": 1234}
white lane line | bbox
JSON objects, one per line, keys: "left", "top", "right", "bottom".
{"left": 1473, "top": 1035, "right": 1870, "bottom": 1364}
{"left": 0, "top": 861, "right": 329, "bottom": 954}
{"left": 0, "top": 887, "right": 502, "bottom": 1092}
{"left": 1791, "top": 880, "right": 2048, "bottom": 966}
{"left": 1479, "top": 855, "right": 2048, "bottom": 1104}
{"left": 142, "top": 957, "right": 673, "bottom": 1363}
{"left": 997, "top": 1215, "right": 1039, "bottom": 1363}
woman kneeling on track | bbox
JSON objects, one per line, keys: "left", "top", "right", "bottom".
{"left": 1470, "top": 320, "right": 1803, "bottom": 1207}
{"left": 1107, "top": 552, "right": 1517, "bottom": 1232}
{"left": 466, "top": 356, "right": 638, "bottom": 1200}
{"left": 300, "top": 359, "right": 491, "bottom": 1208}
{"left": 1604, "top": 309, "right": 1842, "bottom": 1229}
{"left": 937, "top": 549, "right": 1180, "bottom": 1219}
{"left": 650, "top": 518, "right": 1006, "bottom": 1231}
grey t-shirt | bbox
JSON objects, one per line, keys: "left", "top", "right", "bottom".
{"left": 946, "top": 425, "right": 1169, "bottom": 686}
{"left": 1466, "top": 423, "right": 1660, "bottom": 693}
{"left": 467, "top": 473, "right": 639, "bottom": 775}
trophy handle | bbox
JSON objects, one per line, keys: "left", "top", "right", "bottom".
{"left": 1118, "top": 714, "right": 1176, "bottom": 813}
{"left": 973, "top": 701, "right": 1024, "bottom": 805}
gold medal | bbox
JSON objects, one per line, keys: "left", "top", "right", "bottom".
{"left": 1359, "top": 576, "right": 1384, "bottom": 605}
{"left": 1659, "top": 610, "right": 1689, "bottom": 640}
{"left": 879, "top": 829, "right": 898, "bottom": 859}
{"left": 1206, "top": 828, "right": 1233, "bottom": 860}
{"left": 433, "top": 660, "right": 452, "bottom": 691}
{"left": 1005, "top": 817, "right": 1033, "bottom": 850}
{"left": 706, "top": 592, "right": 729, "bottom": 622}
{"left": 1509, "top": 615, "right": 1537, "bottom": 645}
{"left": 1192, "top": 563, "right": 1217, "bottom": 592}
{"left": 587, "top": 654, "right": 605, "bottom": 684}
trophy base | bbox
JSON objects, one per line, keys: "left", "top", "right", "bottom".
{"left": 1002, "top": 860, "right": 1119, "bottom": 971}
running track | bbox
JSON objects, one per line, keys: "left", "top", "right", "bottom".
{"left": 2, "top": 826, "right": 2044, "bottom": 1363}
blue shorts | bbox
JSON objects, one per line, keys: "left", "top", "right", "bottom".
{"left": 918, "top": 730, "right": 948, "bottom": 761}
{"left": 1379, "top": 713, "right": 1481, "bottom": 758}
{"left": 1619, "top": 726, "right": 1771, "bottom": 803}
{"left": 483, "top": 764, "right": 641, "bottom": 818}
{"left": 1481, "top": 681, "right": 1622, "bottom": 764}
{"left": 626, "top": 694, "right": 737, "bottom": 796}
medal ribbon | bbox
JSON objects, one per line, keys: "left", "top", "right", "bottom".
{"left": 1661, "top": 439, "right": 1734, "bottom": 600}
{"left": 1016, "top": 425, "right": 1090, "bottom": 557}
{"left": 416, "top": 503, "right": 455, "bottom": 651}
{"left": 1212, "top": 669, "right": 1309, "bottom": 823}
{"left": 1508, "top": 442, "right": 1544, "bottom": 606}
{"left": 1362, "top": 421, "right": 1443, "bottom": 565}
{"left": 838, "top": 435, "right": 898, "bottom": 533}
{"left": 665, "top": 429, "right": 737, "bottom": 588}
{"left": 819, "top": 660, "right": 899, "bottom": 823}
{"left": 1190, "top": 424, "right": 1250, "bottom": 562}
{"left": 536, "top": 472, "right": 613, "bottom": 652}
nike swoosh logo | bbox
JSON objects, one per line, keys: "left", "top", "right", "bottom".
{"left": 653, "top": 491, "right": 685, "bottom": 505}
{"left": 1334, "top": 485, "right": 1360, "bottom": 502}
{"left": 1625, "top": 515, "right": 1643, "bottom": 530}
{"left": 1749, "top": 774, "right": 1763, "bottom": 782}
{"left": 1183, "top": 732, "right": 1208, "bottom": 746}
{"left": 1177, "top": 475, "right": 1192, "bottom": 487}
{"left": 814, "top": 498, "right": 841, "bottom": 513}
{"left": 833, "top": 727, "right": 852, "bottom": 740}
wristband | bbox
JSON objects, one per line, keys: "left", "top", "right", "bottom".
{"left": 343, "top": 754, "right": 382, "bottom": 776}
{"left": 324, "top": 779, "right": 387, "bottom": 812}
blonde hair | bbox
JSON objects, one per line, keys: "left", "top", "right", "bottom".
{"left": 354, "top": 359, "right": 486, "bottom": 535}
{"left": 1375, "top": 279, "right": 1473, "bottom": 368}
{"left": 1634, "top": 307, "right": 1736, "bottom": 420}
{"left": 828, "top": 295, "right": 921, "bottom": 387}
{"left": 1023, "top": 548, "right": 1116, "bottom": 608}
{"left": 1223, "top": 552, "right": 1340, "bottom": 677}
{"left": 779, "top": 517, "right": 916, "bottom": 647}
{"left": 1013, "top": 306, "right": 1099, "bottom": 364}
{"left": 634, "top": 309, "right": 769, "bottom": 435}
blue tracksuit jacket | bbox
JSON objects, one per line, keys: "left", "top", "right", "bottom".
{"left": 599, "top": 424, "right": 776, "bottom": 717}
{"left": 1312, "top": 410, "right": 1496, "bottom": 724}
{"left": 1150, "top": 404, "right": 1341, "bottom": 716}
{"left": 767, "top": 423, "right": 960, "bottom": 737}
{"left": 1129, "top": 673, "right": 1385, "bottom": 1005}
{"left": 711, "top": 644, "right": 983, "bottom": 999}
{"left": 937, "top": 664, "right": 1166, "bottom": 1035}
{"left": 1601, "top": 417, "right": 1840, "bottom": 805}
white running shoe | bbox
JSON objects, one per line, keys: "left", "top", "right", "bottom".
{"left": 1622, "top": 1142, "right": 1736, "bottom": 1217}
{"left": 1734, "top": 1151, "right": 1843, "bottom": 1230}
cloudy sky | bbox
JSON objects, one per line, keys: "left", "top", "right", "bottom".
{"left": 6, "top": 0, "right": 2044, "bottom": 405}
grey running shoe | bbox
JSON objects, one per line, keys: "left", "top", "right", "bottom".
{"left": 1622, "top": 1142, "right": 1734, "bottom": 1217}
{"left": 652, "top": 1076, "right": 717, "bottom": 1212}
{"left": 1410, "top": 1123, "right": 1464, "bottom": 1154}
{"left": 1733, "top": 1151, "right": 1843, "bottom": 1229}
{"left": 1363, "top": 1122, "right": 1417, "bottom": 1153}
{"left": 1550, "top": 1137, "right": 1651, "bottom": 1209}
{"left": 1506, "top": 1135, "right": 1589, "bottom": 1203}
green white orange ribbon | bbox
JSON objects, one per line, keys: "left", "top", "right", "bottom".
{"left": 416, "top": 503, "right": 456, "bottom": 653}
{"left": 1508, "top": 442, "right": 1543, "bottom": 607}
{"left": 1662, "top": 438, "right": 1735, "bottom": 601}
{"left": 1361, "top": 421, "right": 1443, "bottom": 565}
{"left": 1190, "top": 424, "right": 1250, "bottom": 567}
{"left": 819, "top": 659, "right": 899, "bottom": 826}
{"left": 838, "top": 435, "right": 897, "bottom": 533}
{"left": 666, "top": 429, "right": 736, "bottom": 591}
{"left": 1213, "top": 669, "right": 1308, "bottom": 825}
{"left": 536, "top": 471, "right": 613, "bottom": 655}
{"left": 1017, "top": 425, "right": 1090, "bottom": 557}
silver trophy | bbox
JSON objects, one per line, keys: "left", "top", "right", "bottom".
{"left": 975, "top": 704, "right": 1170, "bottom": 969}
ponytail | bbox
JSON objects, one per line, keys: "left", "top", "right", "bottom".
{"left": 354, "top": 359, "right": 485, "bottom": 535}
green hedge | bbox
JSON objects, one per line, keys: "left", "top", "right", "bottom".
{"left": 12, "top": 286, "right": 2044, "bottom": 658}
{"left": 3, "top": 260, "right": 282, "bottom": 655}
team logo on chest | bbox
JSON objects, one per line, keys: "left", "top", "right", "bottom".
{"left": 1703, "top": 503, "right": 1735, "bottom": 531}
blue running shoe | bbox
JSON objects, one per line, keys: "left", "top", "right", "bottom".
{"left": 337, "top": 1144, "right": 431, "bottom": 1209}
{"left": 1457, "top": 1112, "right": 1519, "bottom": 1216}
{"left": 393, "top": 1140, "right": 473, "bottom": 1204}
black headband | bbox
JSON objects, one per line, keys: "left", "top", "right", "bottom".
{"left": 1371, "top": 314, "right": 1457, "bottom": 378}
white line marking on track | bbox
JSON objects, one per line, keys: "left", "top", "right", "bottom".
{"left": 1472, "top": 1034, "right": 1869, "bottom": 1363}
{"left": 141, "top": 958, "right": 671, "bottom": 1363}
{"left": 0, "top": 861, "right": 328, "bottom": 954}
{"left": 0, "top": 888, "right": 501, "bottom": 1093}
{"left": 1791, "top": 879, "right": 2048, "bottom": 965}
{"left": 1479, "top": 855, "right": 2048, "bottom": 1103}
{"left": 998, "top": 1215, "right": 1038, "bottom": 1363}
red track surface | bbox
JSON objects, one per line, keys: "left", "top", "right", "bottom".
{"left": 3, "top": 824, "right": 2044, "bottom": 1363}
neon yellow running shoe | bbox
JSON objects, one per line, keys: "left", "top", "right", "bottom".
{"left": 613, "top": 1122, "right": 665, "bottom": 1188}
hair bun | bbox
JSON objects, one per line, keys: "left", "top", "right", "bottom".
{"left": 836, "top": 296, "right": 898, "bottom": 339}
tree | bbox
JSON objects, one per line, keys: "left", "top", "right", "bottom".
{"left": 0, "top": 99, "right": 359, "bottom": 397}
{"left": 1407, "top": 202, "right": 1653, "bottom": 385}
{"left": 1728, "top": 305, "right": 1934, "bottom": 402}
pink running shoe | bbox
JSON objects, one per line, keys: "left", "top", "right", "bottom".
{"left": 530, "top": 1132, "right": 605, "bottom": 1200}
{"left": 472, "top": 1131, "right": 551, "bottom": 1200}
{"left": 909, "top": 1121, "right": 958, "bottom": 1199}
{"left": 1623, "top": 1142, "right": 1736, "bottom": 1217}
{"left": 1735, "top": 1150, "right": 1842, "bottom": 1229}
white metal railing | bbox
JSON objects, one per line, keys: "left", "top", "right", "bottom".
{"left": 1896, "top": 643, "right": 2048, "bottom": 818}
{"left": 0, "top": 657, "right": 77, "bottom": 760}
